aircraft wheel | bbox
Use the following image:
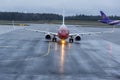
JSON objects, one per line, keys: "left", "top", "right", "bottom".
{"left": 69, "top": 38, "right": 73, "bottom": 43}
{"left": 52, "top": 38, "right": 57, "bottom": 42}
{"left": 54, "top": 38, "right": 57, "bottom": 42}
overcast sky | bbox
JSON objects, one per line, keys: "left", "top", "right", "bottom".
{"left": 0, "top": 0, "right": 120, "bottom": 16}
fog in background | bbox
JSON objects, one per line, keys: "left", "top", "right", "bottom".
{"left": 0, "top": 0, "right": 120, "bottom": 16}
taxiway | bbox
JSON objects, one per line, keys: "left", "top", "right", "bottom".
{"left": 0, "top": 24, "right": 120, "bottom": 80}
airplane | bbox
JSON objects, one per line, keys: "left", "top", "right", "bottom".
{"left": 24, "top": 12, "right": 114, "bottom": 44}
{"left": 99, "top": 11, "right": 120, "bottom": 25}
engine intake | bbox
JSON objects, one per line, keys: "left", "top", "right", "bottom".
{"left": 75, "top": 36, "right": 81, "bottom": 41}
{"left": 45, "top": 34, "right": 51, "bottom": 40}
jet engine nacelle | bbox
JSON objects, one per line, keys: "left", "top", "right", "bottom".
{"left": 45, "top": 34, "right": 51, "bottom": 40}
{"left": 75, "top": 35, "right": 81, "bottom": 41}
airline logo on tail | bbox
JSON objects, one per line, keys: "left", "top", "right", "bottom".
{"left": 100, "top": 11, "right": 107, "bottom": 19}
{"left": 100, "top": 11, "right": 111, "bottom": 23}
{"left": 99, "top": 11, "right": 120, "bottom": 25}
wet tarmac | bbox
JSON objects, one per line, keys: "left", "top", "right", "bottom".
{"left": 0, "top": 24, "right": 120, "bottom": 80}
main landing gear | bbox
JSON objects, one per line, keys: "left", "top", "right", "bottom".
{"left": 69, "top": 38, "right": 73, "bottom": 43}
{"left": 52, "top": 36, "right": 57, "bottom": 42}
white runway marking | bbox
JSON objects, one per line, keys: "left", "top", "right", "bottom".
{"left": 0, "top": 46, "right": 18, "bottom": 48}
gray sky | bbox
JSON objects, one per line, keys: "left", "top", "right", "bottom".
{"left": 0, "top": 0, "right": 120, "bottom": 16}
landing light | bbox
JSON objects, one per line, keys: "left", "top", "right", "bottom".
{"left": 61, "top": 40, "right": 66, "bottom": 44}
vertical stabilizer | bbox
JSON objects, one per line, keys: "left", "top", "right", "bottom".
{"left": 62, "top": 10, "right": 65, "bottom": 25}
{"left": 100, "top": 11, "right": 111, "bottom": 22}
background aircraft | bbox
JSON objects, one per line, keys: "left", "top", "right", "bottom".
{"left": 25, "top": 12, "right": 114, "bottom": 43}
{"left": 99, "top": 11, "right": 120, "bottom": 25}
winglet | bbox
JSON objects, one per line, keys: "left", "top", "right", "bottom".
{"left": 12, "top": 20, "right": 15, "bottom": 30}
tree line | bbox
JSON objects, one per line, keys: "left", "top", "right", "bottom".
{"left": 0, "top": 12, "right": 120, "bottom": 21}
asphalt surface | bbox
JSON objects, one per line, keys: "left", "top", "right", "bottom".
{"left": 0, "top": 24, "right": 120, "bottom": 80}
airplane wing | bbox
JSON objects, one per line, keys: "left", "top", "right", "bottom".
{"left": 24, "top": 26, "right": 114, "bottom": 37}
{"left": 69, "top": 28, "right": 114, "bottom": 36}
{"left": 24, "top": 28, "right": 58, "bottom": 36}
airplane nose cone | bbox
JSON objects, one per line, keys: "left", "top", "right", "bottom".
{"left": 59, "top": 33, "right": 69, "bottom": 39}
